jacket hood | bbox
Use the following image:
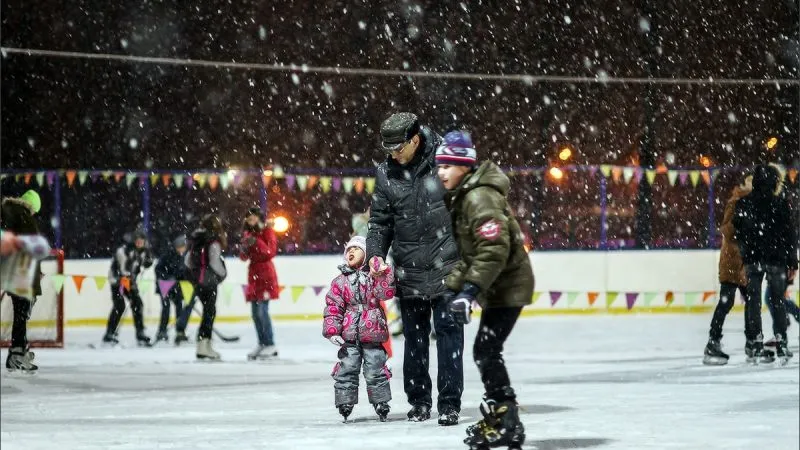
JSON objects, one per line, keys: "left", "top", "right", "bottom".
{"left": 751, "top": 164, "right": 779, "bottom": 198}
{"left": 191, "top": 228, "right": 217, "bottom": 247}
{"left": 459, "top": 161, "right": 510, "bottom": 197}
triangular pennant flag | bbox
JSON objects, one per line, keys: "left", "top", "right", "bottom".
{"left": 120, "top": 276, "right": 131, "bottom": 292}
{"left": 138, "top": 174, "right": 148, "bottom": 187}
{"left": 567, "top": 291, "right": 579, "bottom": 307}
{"left": 600, "top": 165, "right": 612, "bottom": 178}
{"left": 179, "top": 281, "right": 195, "bottom": 305}
{"left": 622, "top": 167, "right": 635, "bottom": 184}
{"left": 101, "top": 170, "right": 113, "bottom": 181}
{"left": 625, "top": 292, "right": 638, "bottom": 310}
{"left": 788, "top": 168, "right": 798, "bottom": 184}
{"left": 285, "top": 175, "right": 296, "bottom": 190}
{"left": 354, "top": 178, "right": 366, "bottom": 194}
{"left": 312, "top": 285, "right": 326, "bottom": 296}
{"left": 23, "top": 173, "right": 32, "bottom": 185}
{"left": 611, "top": 166, "right": 623, "bottom": 183}
{"left": 158, "top": 280, "right": 176, "bottom": 296}
{"left": 195, "top": 173, "right": 208, "bottom": 188}
{"left": 665, "top": 291, "right": 675, "bottom": 305}
{"left": 332, "top": 177, "right": 342, "bottom": 192}
{"left": 35, "top": 172, "right": 44, "bottom": 187}
{"left": 606, "top": 291, "right": 619, "bottom": 308}
{"left": 219, "top": 173, "right": 230, "bottom": 190}
{"left": 700, "top": 170, "right": 711, "bottom": 186}
{"left": 644, "top": 292, "right": 658, "bottom": 307}
{"left": 14, "top": 174, "right": 22, "bottom": 183}
{"left": 65, "top": 170, "right": 77, "bottom": 187}
{"left": 114, "top": 172, "right": 124, "bottom": 183}
{"left": 531, "top": 292, "right": 542, "bottom": 304}
{"left": 47, "top": 171, "right": 57, "bottom": 187}
{"left": 51, "top": 274, "right": 66, "bottom": 293}
{"left": 222, "top": 283, "right": 234, "bottom": 305}
{"left": 208, "top": 174, "right": 219, "bottom": 190}
{"left": 685, "top": 292, "right": 699, "bottom": 306}
{"left": 93, "top": 276, "right": 107, "bottom": 290}
{"left": 678, "top": 171, "right": 689, "bottom": 186}
{"left": 262, "top": 174, "right": 272, "bottom": 188}
{"left": 645, "top": 169, "right": 656, "bottom": 185}
{"left": 279, "top": 285, "right": 286, "bottom": 296}
{"left": 587, "top": 292, "right": 599, "bottom": 306}
{"left": 589, "top": 166, "right": 598, "bottom": 177}
{"left": 76, "top": 170, "right": 88, "bottom": 186}
{"left": 702, "top": 291, "right": 716, "bottom": 303}
{"left": 365, "top": 177, "right": 376, "bottom": 194}
{"left": 272, "top": 165, "right": 285, "bottom": 179}
{"left": 138, "top": 279, "right": 153, "bottom": 295}
{"left": 90, "top": 171, "right": 100, "bottom": 183}
{"left": 689, "top": 170, "right": 700, "bottom": 187}
{"left": 549, "top": 291, "right": 563, "bottom": 306}
{"left": 291, "top": 286, "right": 305, "bottom": 303}
{"left": 667, "top": 170, "right": 678, "bottom": 186}
{"left": 342, "top": 177, "right": 354, "bottom": 193}
{"left": 241, "top": 284, "right": 249, "bottom": 299}
{"left": 161, "top": 174, "right": 172, "bottom": 187}
{"left": 307, "top": 176, "right": 319, "bottom": 190}
{"left": 296, "top": 175, "right": 309, "bottom": 192}
{"left": 72, "top": 275, "right": 86, "bottom": 293}
{"left": 320, "top": 177, "right": 332, "bottom": 193}
{"left": 184, "top": 174, "right": 193, "bottom": 189}
{"left": 125, "top": 173, "right": 137, "bottom": 188}
{"left": 149, "top": 173, "right": 159, "bottom": 186}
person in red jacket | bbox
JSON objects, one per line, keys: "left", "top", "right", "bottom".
{"left": 240, "top": 207, "right": 280, "bottom": 360}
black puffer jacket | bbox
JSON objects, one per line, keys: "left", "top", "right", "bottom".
{"left": 366, "top": 126, "right": 459, "bottom": 299}
{"left": 733, "top": 165, "right": 798, "bottom": 270}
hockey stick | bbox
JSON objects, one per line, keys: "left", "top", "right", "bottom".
{"left": 192, "top": 304, "right": 240, "bottom": 342}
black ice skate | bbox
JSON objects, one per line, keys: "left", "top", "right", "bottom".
{"left": 101, "top": 333, "right": 120, "bottom": 346}
{"left": 438, "top": 408, "right": 459, "bottom": 426}
{"left": 463, "top": 400, "right": 525, "bottom": 450}
{"left": 407, "top": 404, "right": 431, "bottom": 422}
{"left": 374, "top": 402, "right": 390, "bottom": 422}
{"left": 745, "top": 339, "right": 775, "bottom": 365}
{"left": 772, "top": 335, "right": 793, "bottom": 366}
{"left": 338, "top": 404, "right": 354, "bottom": 422}
{"left": 155, "top": 331, "right": 169, "bottom": 343}
{"left": 136, "top": 334, "right": 152, "bottom": 347}
{"left": 6, "top": 347, "right": 38, "bottom": 373}
{"left": 702, "top": 339, "right": 729, "bottom": 366}
{"left": 174, "top": 331, "right": 189, "bottom": 346}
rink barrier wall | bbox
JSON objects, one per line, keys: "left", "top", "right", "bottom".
{"left": 10, "top": 250, "right": 799, "bottom": 328}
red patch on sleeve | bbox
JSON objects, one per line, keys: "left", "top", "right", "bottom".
{"left": 477, "top": 219, "right": 501, "bottom": 240}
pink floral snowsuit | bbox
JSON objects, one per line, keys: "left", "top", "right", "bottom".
{"left": 323, "top": 263, "right": 395, "bottom": 407}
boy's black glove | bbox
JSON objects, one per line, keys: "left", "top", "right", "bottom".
{"left": 448, "top": 282, "right": 480, "bottom": 325}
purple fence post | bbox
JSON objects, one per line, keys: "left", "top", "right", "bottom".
{"left": 599, "top": 174, "right": 607, "bottom": 249}
{"left": 54, "top": 170, "right": 62, "bottom": 249}
{"left": 707, "top": 170, "right": 715, "bottom": 248}
{"left": 141, "top": 174, "right": 151, "bottom": 236}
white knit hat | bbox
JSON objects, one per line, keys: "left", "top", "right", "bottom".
{"left": 343, "top": 235, "right": 367, "bottom": 261}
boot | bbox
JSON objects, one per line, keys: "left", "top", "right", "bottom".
{"left": 438, "top": 408, "right": 459, "bottom": 426}
{"left": 174, "top": 331, "right": 189, "bottom": 346}
{"left": 745, "top": 338, "right": 774, "bottom": 365}
{"left": 407, "top": 404, "right": 431, "bottom": 422}
{"left": 196, "top": 338, "right": 221, "bottom": 361}
{"left": 102, "top": 333, "right": 119, "bottom": 346}
{"left": 773, "top": 335, "right": 793, "bottom": 365}
{"left": 374, "top": 402, "right": 390, "bottom": 422}
{"left": 464, "top": 399, "right": 525, "bottom": 450}
{"left": 136, "top": 333, "right": 152, "bottom": 347}
{"left": 338, "top": 404, "right": 354, "bottom": 421}
{"left": 6, "top": 347, "right": 38, "bottom": 373}
{"left": 155, "top": 330, "right": 169, "bottom": 343}
{"left": 702, "top": 339, "right": 729, "bottom": 366}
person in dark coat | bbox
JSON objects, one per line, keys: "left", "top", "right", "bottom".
{"left": 1, "top": 190, "right": 44, "bottom": 372}
{"left": 436, "top": 131, "right": 532, "bottom": 449}
{"left": 366, "top": 112, "right": 464, "bottom": 425}
{"left": 103, "top": 228, "right": 154, "bottom": 346}
{"left": 154, "top": 234, "right": 188, "bottom": 343}
{"left": 733, "top": 164, "right": 798, "bottom": 364}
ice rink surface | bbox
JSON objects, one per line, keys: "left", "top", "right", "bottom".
{"left": 2, "top": 314, "right": 798, "bottom": 450}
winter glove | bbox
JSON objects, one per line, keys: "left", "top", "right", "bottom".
{"left": 449, "top": 282, "right": 480, "bottom": 325}
{"left": 243, "top": 234, "right": 257, "bottom": 248}
{"left": 329, "top": 335, "right": 345, "bottom": 346}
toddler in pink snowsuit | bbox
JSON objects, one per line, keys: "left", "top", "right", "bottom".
{"left": 323, "top": 235, "right": 395, "bottom": 421}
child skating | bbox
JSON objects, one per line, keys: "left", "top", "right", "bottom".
{"left": 323, "top": 236, "right": 395, "bottom": 422}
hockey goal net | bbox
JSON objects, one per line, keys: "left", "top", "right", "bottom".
{"left": 0, "top": 249, "right": 64, "bottom": 348}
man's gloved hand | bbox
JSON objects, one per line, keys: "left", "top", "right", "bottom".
{"left": 329, "top": 335, "right": 345, "bottom": 346}
{"left": 449, "top": 282, "right": 480, "bottom": 325}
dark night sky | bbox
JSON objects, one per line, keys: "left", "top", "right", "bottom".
{"left": 2, "top": 0, "right": 799, "bottom": 171}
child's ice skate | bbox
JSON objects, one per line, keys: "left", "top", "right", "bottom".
{"left": 463, "top": 399, "right": 525, "bottom": 450}
{"left": 5, "top": 347, "right": 37, "bottom": 373}
{"left": 702, "top": 339, "right": 729, "bottom": 366}
{"left": 374, "top": 402, "right": 390, "bottom": 422}
{"left": 338, "top": 404, "right": 354, "bottom": 422}
{"left": 745, "top": 339, "right": 775, "bottom": 365}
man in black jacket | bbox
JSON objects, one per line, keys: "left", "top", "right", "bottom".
{"left": 366, "top": 112, "right": 463, "bottom": 425}
{"left": 733, "top": 164, "right": 798, "bottom": 364}
{"left": 154, "top": 234, "right": 188, "bottom": 343}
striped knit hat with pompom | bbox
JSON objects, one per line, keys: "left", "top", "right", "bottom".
{"left": 435, "top": 131, "right": 477, "bottom": 166}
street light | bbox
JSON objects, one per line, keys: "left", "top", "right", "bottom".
{"left": 766, "top": 137, "right": 778, "bottom": 150}
{"left": 549, "top": 167, "right": 564, "bottom": 180}
{"left": 272, "top": 216, "right": 290, "bottom": 234}
{"left": 558, "top": 147, "right": 572, "bottom": 161}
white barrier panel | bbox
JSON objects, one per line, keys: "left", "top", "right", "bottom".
{"left": 58, "top": 250, "right": 798, "bottom": 325}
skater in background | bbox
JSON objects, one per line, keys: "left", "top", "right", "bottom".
{"left": 154, "top": 234, "right": 188, "bottom": 343}
{"left": 734, "top": 163, "right": 798, "bottom": 364}
{"left": 366, "top": 112, "right": 464, "bottom": 425}
{"left": 323, "top": 236, "right": 394, "bottom": 422}
{"left": 703, "top": 173, "right": 752, "bottom": 365}
{"left": 240, "top": 207, "right": 280, "bottom": 360}
{"left": 1, "top": 190, "right": 45, "bottom": 372}
{"left": 185, "top": 214, "right": 228, "bottom": 360}
{"left": 436, "top": 131, "right": 533, "bottom": 449}
{"left": 103, "top": 227, "right": 154, "bottom": 346}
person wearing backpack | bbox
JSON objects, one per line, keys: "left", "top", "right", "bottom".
{"left": 185, "top": 214, "right": 228, "bottom": 360}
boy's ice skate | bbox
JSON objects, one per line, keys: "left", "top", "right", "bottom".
{"left": 196, "top": 338, "right": 220, "bottom": 361}
{"left": 136, "top": 333, "right": 152, "bottom": 347}
{"left": 247, "top": 345, "right": 278, "bottom": 360}
{"left": 770, "top": 335, "right": 793, "bottom": 365}
{"left": 463, "top": 399, "right": 525, "bottom": 450}
{"left": 174, "top": 331, "right": 189, "bottom": 346}
{"left": 101, "top": 333, "right": 120, "bottom": 346}
{"left": 338, "top": 404, "right": 353, "bottom": 422}
{"left": 745, "top": 339, "right": 775, "bottom": 365}
{"left": 374, "top": 402, "right": 390, "bottom": 422}
{"left": 702, "top": 339, "right": 729, "bottom": 366}
{"left": 5, "top": 347, "right": 37, "bottom": 373}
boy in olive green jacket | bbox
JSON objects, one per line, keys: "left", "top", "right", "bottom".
{"left": 436, "top": 131, "right": 533, "bottom": 450}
